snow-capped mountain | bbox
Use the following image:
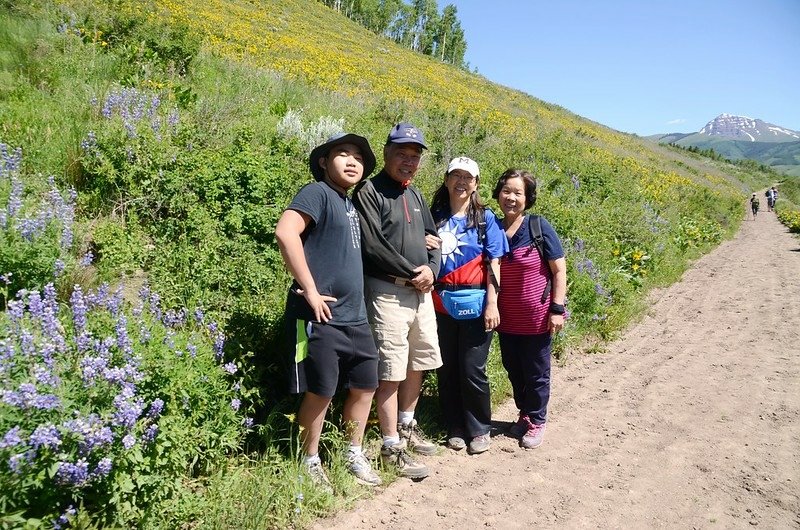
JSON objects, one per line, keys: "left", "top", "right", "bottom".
{"left": 699, "top": 113, "right": 800, "bottom": 142}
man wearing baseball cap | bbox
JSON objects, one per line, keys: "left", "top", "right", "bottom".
{"left": 276, "top": 132, "right": 381, "bottom": 490}
{"left": 353, "top": 123, "right": 442, "bottom": 480}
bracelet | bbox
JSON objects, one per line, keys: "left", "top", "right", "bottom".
{"left": 549, "top": 302, "right": 566, "bottom": 315}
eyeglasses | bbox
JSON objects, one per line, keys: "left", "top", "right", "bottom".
{"left": 448, "top": 173, "right": 476, "bottom": 183}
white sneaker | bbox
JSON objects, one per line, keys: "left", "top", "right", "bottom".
{"left": 347, "top": 452, "right": 382, "bottom": 486}
{"left": 306, "top": 460, "right": 333, "bottom": 494}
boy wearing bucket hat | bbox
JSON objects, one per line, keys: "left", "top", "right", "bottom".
{"left": 276, "top": 132, "right": 381, "bottom": 490}
{"left": 353, "top": 123, "right": 442, "bottom": 480}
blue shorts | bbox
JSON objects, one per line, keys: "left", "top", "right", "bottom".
{"left": 287, "top": 320, "right": 379, "bottom": 397}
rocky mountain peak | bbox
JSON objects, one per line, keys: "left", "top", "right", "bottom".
{"left": 699, "top": 114, "right": 800, "bottom": 142}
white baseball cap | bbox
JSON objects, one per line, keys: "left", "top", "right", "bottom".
{"left": 446, "top": 156, "right": 479, "bottom": 178}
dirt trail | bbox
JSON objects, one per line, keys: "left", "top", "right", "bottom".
{"left": 315, "top": 209, "right": 800, "bottom": 529}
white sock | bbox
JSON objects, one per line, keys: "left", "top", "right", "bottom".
{"left": 304, "top": 453, "right": 321, "bottom": 466}
{"left": 382, "top": 435, "right": 400, "bottom": 447}
{"left": 398, "top": 411, "right": 414, "bottom": 425}
{"left": 347, "top": 445, "right": 362, "bottom": 456}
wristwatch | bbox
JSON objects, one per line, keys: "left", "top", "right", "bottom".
{"left": 548, "top": 302, "right": 566, "bottom": 315}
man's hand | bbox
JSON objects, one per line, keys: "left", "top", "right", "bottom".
{"left": 296, "top": 288, "right": 337, "bottom": 322}
{"left": 425, "top": 234, "right": 442, "bottom": 250}
{"left": 410, "top": 265, "right": 435, "bottom": 292}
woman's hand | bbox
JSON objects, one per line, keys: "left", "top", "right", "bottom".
{"left": 484, "top": 301, "right": 500, "bottom": 332}
{"left": 425, "top": 234, "right": 442, "bottom": 250}
{"left": 548, "top": 313, "right": 564, "bottom": 335}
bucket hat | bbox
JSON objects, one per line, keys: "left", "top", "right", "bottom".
{"left": 309, "top": 132, "right": 376, "bottom": 182}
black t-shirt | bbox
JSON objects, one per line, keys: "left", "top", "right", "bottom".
{"left": 285, "top": 182, "right": 367, "bottom": 325}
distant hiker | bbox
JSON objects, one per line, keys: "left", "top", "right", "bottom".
{"left": 493, "top": 169, "right": 567, "bottom": 449}
{"left": 765, "top": 188, "right": 775, "bottom": 211}
{"left": 751, "top": 193, "right": 760, "bottom": 219}
{"left": 275, "top": 132, "right": 381, "bottom": 490}
{"left": 429, "top": 157, "right": 508, "bottom": 455}
{"left": 353, "top": 122, "right": 442, "bottom": 480}
{"left": 770, "top": 186, "right": 778, "bottom": 210}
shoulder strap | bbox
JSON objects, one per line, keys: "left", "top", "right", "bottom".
{"left": 527, "top": 214, "right": 552, "bottom": 304}
{"left": 477, "top": 209, "right": 500, "bottom": 290}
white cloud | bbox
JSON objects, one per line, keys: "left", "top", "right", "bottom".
{"left": 667, "top": 118, "right": 687, "bottom": 125}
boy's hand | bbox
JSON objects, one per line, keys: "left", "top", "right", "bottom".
{"left": 296, "top": 289, "right": 337, "bottom": 322}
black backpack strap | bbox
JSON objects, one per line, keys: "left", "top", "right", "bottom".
{"left": 527, "top": 215, "right": 552, "bottom": 304}
{"left": 477, "top": 208, "right": 500, "bottom": 291}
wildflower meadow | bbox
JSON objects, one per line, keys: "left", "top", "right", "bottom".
{"left": 2, "top": 0, "right": 792, "bottom": 527}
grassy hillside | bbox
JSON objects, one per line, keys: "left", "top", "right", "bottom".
{"left": 0, "top": 0, "right": 780, "bottom": 527}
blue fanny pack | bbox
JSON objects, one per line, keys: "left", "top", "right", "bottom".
{"left": 439, "top": 288, "right": 485, "bottom": 320}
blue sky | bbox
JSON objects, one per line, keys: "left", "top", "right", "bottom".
{"left": 448, "top": 0, "right": 800, "bottom": 136}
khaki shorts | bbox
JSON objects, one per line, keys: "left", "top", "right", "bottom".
{"left": 365, "top": 276, "right": 443, "bottom": 381}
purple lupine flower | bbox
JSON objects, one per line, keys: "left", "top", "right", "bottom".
{"left": 55, "top": 458, "right": 89, "bottom": 486}
{"left": 32, "top": 393, "right": 61, "bottom": 410}
{"left": 230, "top": 398, "right": 241, "bottom": 411}
{"left": 112, "top": 394, "right": 145, "bottom": 430}
{"left": 0, "top": 272, "right": 12, "bottom": 285}
{"left": 147, "top": 398, "right": 165, "bottom": 418}
{"left": 213, "top": 332, "right": 225, "bottom": 361}
{"left": 143, "top": 423, "right": 158, "bottom": 444}
{"left": 53, "top": 505, "right": 77, "bottom": 530}
{"left": 29, "top": 423, "right": 62, "bottom": 451}
{"left": 7, "top": 177, "right": 23, "bottom": 218}
{"left": 84, "top": 426, "right": 114, "bottom": 453}
{"left": 573, "top": 239, "right": 585, "bottom": 252}
{"left": 0, "top": 426, "right": 22, "bottom": 448}
{"left": 223, "top": 362, "right": 237, "bottom": 375}
{"left": 34, "top": 364, "right": 60, "bottom": 387}
{"left": 93, "top": 458, "right": 112, "bottom": 478}
{"left": 53, "top": 259, "right": 66, "bottom": 277}
{"left": 79, "top": 251, "right": 94, "bottom": 267}
{"left": 242, "top": 417, "right": 254, "bottom": 429}
{"left": 70, "top": 286, "right": 88, "bottom": 331}
{"left": 122, "top": 434, "right": 136, "bottom": 450}
{"left": 7, "top": 299, "right": 24, "bottom": 324}
{"left": 9, "top": 452, "right": 27, "bottom": 474}
{"left": 76, "top": 331, "right": 92, "bottom": 354}
{"left": 186, "top": 343, "right": 197, "bottom": 358}
{"left": 571, "top": 174, "right": 581, "bottom": 189}
{"left": 115, "top": 315, "right": 132, "bottom": 355}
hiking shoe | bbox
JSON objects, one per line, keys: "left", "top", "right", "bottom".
{"left": 398, "top": 419, "right": 437, "bottom": 456}
{"left": 347, "top": 452, "right": 382, "bottom": 486}
{"left": 381, "top": 441, "right": 429, "bottom": 480}
{"left": 446, "top": 435, "right": 466, "bottom": 451}
{"left": 508, "top": 414, "right": 531, "bottom": 438}
{"left": 468, "top": 433, "right": 491, "bottom": 454}
{"left": 521, "top": 422, "right": 546, "bottom": 449}
{"left": 306, "top": 460, "right": 333, "bottom": 494}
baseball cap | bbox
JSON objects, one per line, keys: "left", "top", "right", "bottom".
{"left": 447, "top": 156, "right": 480, "bottom": 178}
{"left": 386, "top": 122, "right": 427, "bottom": 149}
{"left": 309, "top": 132, "right": 376, "bottom": 182}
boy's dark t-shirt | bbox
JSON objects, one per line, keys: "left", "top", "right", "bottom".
{"left": 285, "top": 181, "right": 367, "bottom": 325}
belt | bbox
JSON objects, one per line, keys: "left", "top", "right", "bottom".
{"left": 435, "top": 283, "right": 483, "bottom": 292}
{"left": 369, "top": 273, "right": 415, "bottom": 287}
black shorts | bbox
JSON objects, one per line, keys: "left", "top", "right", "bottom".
{"left": 287, "top": 320, "right": 379, "bottom": 397}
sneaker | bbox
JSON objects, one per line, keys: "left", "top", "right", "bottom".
{"left": 468, "top": 433, "right": 491, "bottom": 454}
{"left": 521, "top": 422, "right": 546, "bottom": 449}
{"left": 306, "top": 460, "right": 333, "bottom": 494}
{"left": 398, "top": 419, "right": 437, "bottom": 456}
{"left": 381, "top": 441, "right": 429, "bottom": 480}
{"left": 347, "top": 451, "right": 382, "bottom": 486}
{"left": 446, "top": 435, "right": 466, "bottom": 451}
{"left": 509, "top": 414, "right": 533, "bottom": 438}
